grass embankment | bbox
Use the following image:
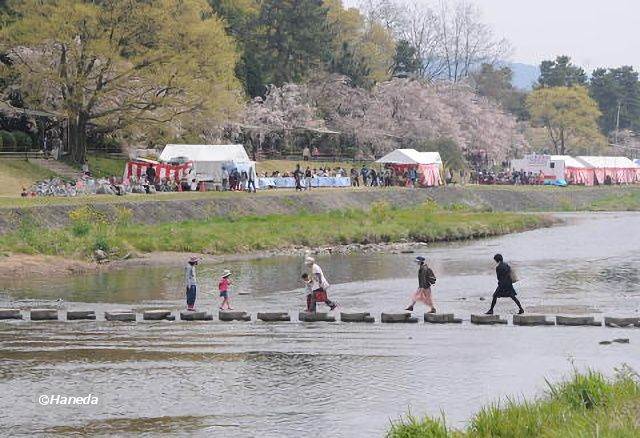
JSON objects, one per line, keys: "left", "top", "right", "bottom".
{"left": 0, "top": 202, "right": 549, "bottom": 259}
{"left": 0, "top": 160, "right": 60, "bottom": 196}
{"left": 86, "top": 154, "right": 127, "bottom": 178}
{"left": 388, "top": 368, "right": 640, "bottom": 438}
{"left": 589, "top": 190, "right": 640, "bottom": 211}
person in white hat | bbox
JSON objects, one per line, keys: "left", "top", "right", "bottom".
{"left": 304, "top": 257, "right": 337, "bottom": 311}
{"left": 218, "top": 269, "right": 233, "bottom": 310}
{"left": 185, "top": 256, "right": 199, "bottom": 311}
{"left": 405, "top": 256, "right": 437, "bottom": 313}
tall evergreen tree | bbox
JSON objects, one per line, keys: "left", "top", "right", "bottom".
{"left": 589, "top": 66, "right": 640, "bottom": 134}
{"left": 391, "top": 40, "right": 420, "bottom": 78}
{"left": 257, "top": 0, "right": 332, "bottom": 87}
{"left": 329, "top": 42, "right": 373, "bottom": 89}
{"left": 537, "top": 55, "right": 587, "bottom": 88}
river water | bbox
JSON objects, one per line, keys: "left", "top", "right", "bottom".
{"left": 1, "top": 212, "right": 639, "bottom": 436}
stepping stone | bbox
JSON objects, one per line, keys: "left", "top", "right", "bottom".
{"left": 257, "top": 312, "right": 291, "bottom": 322}
{"left": 299, "top": 312, "right": 336, "bottom": 322}
{"left": 381, "top": 313, "right": 418, "bottom": 323}
{"left": 66, "top": 310, "right": 96, "bottom": 320}
{"left": 556, "top": 316, "right": 601, "bottom": 326}
{"left": 219, "top": 311, "right": 251, "bottom": 322}
{"left": 613, "top": 338, "right": 630, "bottom": 344}
{"left": 105, "top": 311, "right": 136, "bottom": 322}
{"left": 470, "top": 314, "right": 508, "bottom": 325}
{"left": 424, "top": 313, "right": 462, "bottom": 324}
{"left": 513, "top": 314, "right": 554, "bottom": 326}
{"left": 30, "top": 309, "right": 59, "bottom": 321}
{"left": 143, "top": 310, "right": 173, "bottom": 321}
{"left": 180, "top": 311, "right": 213, "bottom": 321}
{"left": 604, "top": 317, "right": 640, "bottom": 328}
{"left": 341, "top": 312, "right": 375, "bottom": 323}
{"left": 0, "top": 308, "right": 22, "bottom": 320}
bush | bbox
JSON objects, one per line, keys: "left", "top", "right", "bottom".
{"left": 12, "top": 131, "right": 33, "bottom": 149}
{"left": 0, "top": 130, "right": 15, "bottom": 150}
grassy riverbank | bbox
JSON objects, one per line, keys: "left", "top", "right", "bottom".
{"left": 0, "top": 202, "right": 551, "bottom": 259}
{"left": 387, "top": 368, "right": 640, "bottom": 438}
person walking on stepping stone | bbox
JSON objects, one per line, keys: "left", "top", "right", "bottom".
{"left": 485, "top": 254, "right": 524, "bottom": 315}
{"left": 305, "top": 257, "right": 337, "bottom": 311}
{"left": 406, "top": 256, "right": 437, "bottom": 313}
{"left": 185, "top": 256, "right": 199, "bottom": 311}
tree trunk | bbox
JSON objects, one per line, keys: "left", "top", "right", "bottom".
{"left": 560, "top": 129, "right": 565, "bottom": 155}
{"left": 68, "top": 112, "right": 88, "bottom": 164}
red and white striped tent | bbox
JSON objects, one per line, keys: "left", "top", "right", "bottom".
{"left": 576, "top": 156, "right": 640, "bottom": 184}
{"left": 375, "top": 149, "right": 443, "bottom": 186}
{"left": 123, "top": 159, "right": 192, "bottom": 182}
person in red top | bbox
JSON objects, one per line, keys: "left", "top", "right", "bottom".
{"left": 218, "top": 269, "right": 233, "bottom": 310}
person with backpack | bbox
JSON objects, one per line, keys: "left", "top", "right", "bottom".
{"left": 485, "top": 253, "right": 524, "bottom": 315}
{"left": 405, "top": 256, "right": 437, "bottom": 313}
{"left": 305, "top": 257, "right": 337, "bottom": 311}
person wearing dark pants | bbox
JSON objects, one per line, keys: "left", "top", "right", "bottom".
{"left": 486, "top": 253, "right": 524, "bottom": 314}
{"left": 185, "top": 256, "right": 198, "bottom": 311}
{"left": 305, "top": 257, "right": 337, "bottom": 311}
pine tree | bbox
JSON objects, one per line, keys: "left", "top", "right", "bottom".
{"left": 391, "top": 40, "right": 421, "bottom": 78}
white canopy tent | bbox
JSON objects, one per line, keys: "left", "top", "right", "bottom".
{"left": 159, "top": 144, "right": 254, "bottom": 182}
{"left": 376, "top": 149, "right": 442, "bottom": 165}
{"left": 376, "top": 149, "right": 443, "bottom": 186}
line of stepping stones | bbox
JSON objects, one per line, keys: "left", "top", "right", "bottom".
{"left": 1, "top": 309, "right": 639, "bottom": 327}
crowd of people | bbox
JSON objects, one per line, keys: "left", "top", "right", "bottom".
{"left": 182, "top": 253, "right": 524, "bottom": 317}
{"left": 470, "top": 169, "right": 547, "bottom": 185}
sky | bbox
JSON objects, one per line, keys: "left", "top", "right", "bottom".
{"left": 347, "top": 0, "right": 640, "bottom": 71}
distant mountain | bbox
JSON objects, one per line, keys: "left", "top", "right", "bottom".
{"left": 509, "top": 63, "right": 540, "bottom": 90}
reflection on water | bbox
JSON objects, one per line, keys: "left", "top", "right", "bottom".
{"left": 0, "top": 212, "right": 639, "bottom": 436}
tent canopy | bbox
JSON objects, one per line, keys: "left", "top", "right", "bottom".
{"left": 550, "top": 155, "right": 590, "bottom": 168}
{"left": 376, "top": 149, "right": 442, "bottom": 165}
{"left": 160, "top": 144, "right": 250, "bottom": 163}
{"left": 159, "top": 144, "right": 252, "bottom": 182}
{"left": 576, "top": 156, "right": 638, "bottom": 169}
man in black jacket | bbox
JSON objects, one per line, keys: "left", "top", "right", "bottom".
{"left": 485, "top": 254, "right": 524, "bottom": 314}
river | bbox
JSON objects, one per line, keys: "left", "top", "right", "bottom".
{"left": 1, "top": 212, "right": 639, "bottom": 436}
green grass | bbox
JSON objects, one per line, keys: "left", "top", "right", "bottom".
{"left": 0, "top": 202, "right": 551, "bottom": 259}
{"left": 387, "top": 367, "right": 640, "bottom": 438}
{"left": 86, "top": 154, "right": 128, "bottom": 178}
{"left": 0, "top": 160, "right": 60, "bottom": 196}
{"left": 589, "top": 191, "right": 640, "bottom": 211}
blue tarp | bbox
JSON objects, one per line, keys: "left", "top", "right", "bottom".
{"left": 543, "top": 179, "right": 568, "bottom": 187}
{"left": 257, "top": 177, "right": 351, "bottom": 189}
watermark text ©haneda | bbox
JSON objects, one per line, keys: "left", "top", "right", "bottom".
{"left": 38, "top": 394, "right": 99, "bottom": 406}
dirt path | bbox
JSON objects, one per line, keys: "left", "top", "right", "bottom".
{"left": 0, "top": 253, "right": 97, "bottom": 278}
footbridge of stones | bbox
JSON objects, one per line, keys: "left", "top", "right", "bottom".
{"left": 1, "top": 309, "right": 639, "bottom": 329}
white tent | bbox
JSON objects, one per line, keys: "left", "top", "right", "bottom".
{"left": 159, "top": 144, "right": 254, "bottom": 181}
{"left": 376, "top": 149, "right": 443, "bottom": 186}
{"left": 576, "top": 156, "right": 638, "bottom": 169}
{"left": 376, "top": 149, "right": 442, "bottom": 165}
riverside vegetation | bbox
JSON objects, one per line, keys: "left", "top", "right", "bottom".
{"left": 387, "top": 367, "right": 640, "bottom": 438}
{"left": 0, "top": 202, "right": 551, "bottom": 260}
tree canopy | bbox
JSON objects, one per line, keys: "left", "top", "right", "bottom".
{"left": 1, "top": 0, "right": 242, "bottom": 163}
{"left": 589, "top": 66, "right": 640, "bottom": 135}
{"left": 526, "top": 86, "right": 605, "bottom": 155}
{"left": 537, "top": 55, "right": 587, "bottom": 88}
